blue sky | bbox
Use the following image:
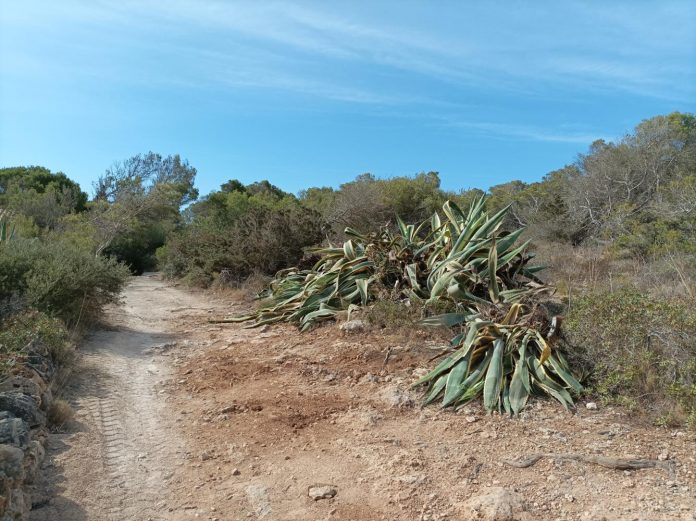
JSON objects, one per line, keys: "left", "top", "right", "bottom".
{"left": 1, "top": 1, "right": 694, "bottom": 197}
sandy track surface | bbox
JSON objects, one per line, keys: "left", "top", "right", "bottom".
{"left": 31, "top": 274, "right": 225, "bottom": 521}
{"left": 31, "top": 275, "right": 695, "bottom": 520}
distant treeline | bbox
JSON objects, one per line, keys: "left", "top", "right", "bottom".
{"left": 156, "top": 112, "right": 695, "bottom": 285}
{"left": 1, "top": 113, "right": 694, "bottom": 287}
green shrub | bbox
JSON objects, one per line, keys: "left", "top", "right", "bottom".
{"left": 565, "top": 289, "right": 696, "bottom": 427}
{"left": 0, "top": 311, "right": 72, "bottom": 375}
{"left": 104, "top": 220, "right": 167, "bottom": 274}
{"left": 0, "top": 239, "right": 42, "bottom": 305}
{"left": 0, "top": 238, "right": 130, "bottom": 326}
{"left": 0, "top": 211, "right": 16, "bottom": 243}
{"left": 367, "top": 300, "right": 420, "bottom": 330}
{"left": 158, "top": 183, "right": 323, "bottom": 286}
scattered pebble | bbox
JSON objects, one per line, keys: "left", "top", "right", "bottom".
{"left": 308, "top": 485, "right": 337, "bottom": 500}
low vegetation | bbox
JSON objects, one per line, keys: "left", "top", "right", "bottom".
{"left": 157, "top": 180, "right": 322, "bottom": 286}
{"left": 47, "top": 398, "right": 75, "bottom": 429}
{"left": 1, "top": 112, "right": 694, "bottom": 426}
{"left": 0, "top": 311, "right": 72, "bottom": 377}
{"left": 0, "top": 238, "right": 129, "bottom": 326}
{"left": 565, "top": 290, "right": 695, "bottom": 427}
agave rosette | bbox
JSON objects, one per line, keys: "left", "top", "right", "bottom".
{"left": 236, "top": 197, "right": 581, "bottom": 413}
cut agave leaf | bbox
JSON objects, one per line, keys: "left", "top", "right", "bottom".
{"left": 483, "top": 339, "right": 505, "bottom": 411}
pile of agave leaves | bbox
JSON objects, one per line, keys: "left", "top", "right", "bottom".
{"left": 234, "top": 197, "right": 582, "bottom": 414}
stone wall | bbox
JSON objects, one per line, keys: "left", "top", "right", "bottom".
{"left": 0, "top": 341, "right": 54, "bottom": 521}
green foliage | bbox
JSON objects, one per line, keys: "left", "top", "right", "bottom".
{"left": 0, "top": 238, "right": 130, "bottom": 326}
{"left": 158, "top": 179, "right": 323, "bottom": 286}
{"left": 0, "top": 311, "right": 71, "bottom": 376}
{"left": 237, "top": 198, "right": 580, "bottom": 413}
{"left": 610, "top": 174, "right": 696, "bottom": 258}
{"left": 488, "top": 168, "right": 584, "bottom": 243}
{"left": 565, "top": 290, "right": 696, "bottom": 427}
{"left": 0, "top": 166, "right": 87, "bottom": 230}
{"left": 367, "top": 300, "right": 421, "bottom": 331}
{"left": 91, "top": 152, "right": 198, "bottom": 261}
{"left": 614, "top": 212, "right": 696, "bottom": 257}
{"left": 482, "top": 112, "right": 696, "bottom": 250}
{"left": 104, "top": 219, "right": 169, "bottom": 274}
{"left": 298, "top": 186, "right": 337, "bottom": 218}
{"left": 0, "top": 166, "right": 87, "bottom": 211}
{"left": 301, "top": 172, "right": 447, "bottom": 239}
{"left": 0, "top": 211, "right": 16, "bottom": 243}
{"left": 379, "top": 171, "right": 445, "bottom": 223}
{"left": 94, "top": 152, "right": 198, "bottom": 207}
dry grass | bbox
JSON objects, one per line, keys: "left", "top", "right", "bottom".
{"left": 209, "top": 270, "right": 272, "bottom": 302}
{"left": 47, "top": 398, "right": 74, "bottom": 429}
{"left": 365, "top": 300, "right": 453, "bottom": 346}
{"left": 534, "top": 241, "right": 696, "bottom": 300}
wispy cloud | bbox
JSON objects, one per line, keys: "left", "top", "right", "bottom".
{"left": 3, "top": 0, "right": 694, "bottom": 105}
{"left": 436, "top": 118, "right": 613, "bottom": 145}
{"left": 1, "top": 0, "right": 694, "bottom": 151}
{"left": 125, "top": 0, "right": 695, "bottom": 101}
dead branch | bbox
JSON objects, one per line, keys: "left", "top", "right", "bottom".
{"left": 503, "top": 453, "right": 674, "bottom": 472}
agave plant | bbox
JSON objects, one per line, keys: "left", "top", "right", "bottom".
{"left": 233, "top": 222, "right": 426, "bottom": 330}
{"left": 415, "top": 310, "right": 581, "bottom": 413}
{"left": 404, "top": 198, "right": 581, "bottom": 412}
{"left": 235, "top": 197, "right": 581, "bottom": 413}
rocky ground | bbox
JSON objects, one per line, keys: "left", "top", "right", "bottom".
{"left": 31, "top": 275, "right": 695, "bottom": 520}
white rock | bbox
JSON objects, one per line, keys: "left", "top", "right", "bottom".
{"left": 339, "top": 320, "right": 366, "bottom": 334}
{"left": 380, "top": 386, "right": 414, "bottom": 408}
{"left": 245, "top": 484, "right": 271, "bottom": 517}
{"left": 460, "top": 487, "right": 530, "bottom": 521}
{"left": 308, "top": 485, "right": 337, "bottom": 500}
{"left": 585, "top": 402, "right": 598, "bottom": 410}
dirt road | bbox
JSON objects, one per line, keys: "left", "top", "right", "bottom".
{"left": 31, "top": 274, "right": 226, "bottom": 521}
{"left": 31, "top": 275, "right": 695, "bottom": 520}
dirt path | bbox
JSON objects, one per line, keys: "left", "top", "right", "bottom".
{"left": 31, "top": 274, "right": 225, "bottom": 521}
{"left": 31, "top": 276, "right": 695, "bottom": 520}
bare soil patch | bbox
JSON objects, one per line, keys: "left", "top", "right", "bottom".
{"left": 32, "top": 276, "right": 695, "bottom": 520}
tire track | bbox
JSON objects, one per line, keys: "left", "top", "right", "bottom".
{"left": 31, "top": 274, "right": 217, "bottom": 521}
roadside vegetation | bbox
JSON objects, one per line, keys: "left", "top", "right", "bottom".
{"left": 0, "top": 154, "right": 195, "bottom": 382}
{"left": 1, "top": 112, "right": 694, "bottom": 426}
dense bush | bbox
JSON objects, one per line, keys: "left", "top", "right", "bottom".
{"left": 565, "top": 289, "right": 696, "bottom": 427}
{"left": 0, "top": 166, "right": 87, "bottom": 230}
{"left": 158, "top": 180, "right": 323, "bottom": 286}
{"left": 91, "top": 152, "right": 198, "bottom": 267}
{"left": 0, "top": 166, "right": 133, "bottom": 381}
{"left": 104, "top": 220, "right": 168, "bottom": 274}
{"left": 0, "top": 238, "right": 130, "bottom": 326}
{"left": 300, "top": 172, "right": 447, "bottom": 238}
